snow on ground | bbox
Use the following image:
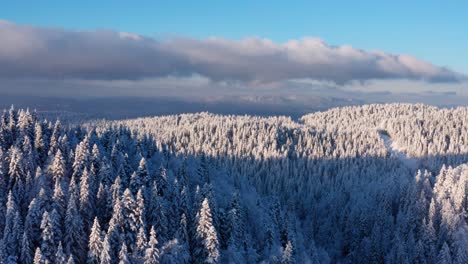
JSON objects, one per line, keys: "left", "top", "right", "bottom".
{"left": 378, "top": 129, "right": 420, "bottom": 170}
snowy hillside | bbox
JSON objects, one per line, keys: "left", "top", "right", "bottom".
{"left": 0, "top": 104, "right": 467, "bottom": 263}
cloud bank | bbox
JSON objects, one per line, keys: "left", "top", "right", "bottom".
{"left": 0, "top": 20, "right": 463, "bottom": 84}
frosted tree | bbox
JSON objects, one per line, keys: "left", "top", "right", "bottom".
{"left": 52, "top": 180, "right": 67, "bottom": 223}
{"left": 8, "top": 146, "right": 25, "bottom": 189}
{"left": 281, "top": 240, "right": 295, "bottom": 264}
{"left": 150, "top": 190, "right": 169, "bottom": 243}
{"left": 64, "top": 194, "right": 86, "bottom": 263}
{"left": 91, "top": 144, "right": 101, "bottom": 174}
{"left": 176, "top": 213, "right": 190, "bottom": 260}
{"left": 88, "top": 218, "right": 103, "bottom": 264}
{"left": 437, "top": 242, "right": 453, "bottom": 264}
{"left": 20, "top": 231, "right": 33, "bottom": 264}
{"left": 67, "top": 255, "right": 76, "bottom": 264}
{"left": 144, "top": 226, "right": 160, "bottom": 264}
{"left": 137, "top": 157, "right": 150, "bottom": 187}
{"left": 453, "top": 227, "right": 468, "bottom": 264}
{"left": 80, "top": 168, "right": 95, "bottom": 232}
{"left": 195, "top": 198, "right": 220, "bottom": 264}
{"left": 33, "top": 247, "right": 44, "bottom": 264}
{"left": 120, "top": 188, "right": 142, "bottom": 253}
{"left": 34, "top": 122, "right": 46, "bottom": 165}
{"left": 107, "top": 196, "right": 124, "bottom": 261}
{"left": 100, "top": 234, "right": 112, "bottom": 264}
{"left": 156, "top": 165, "right": 168, "bottom": 197}
{"left": 118, "top": 243, "right": 131, "bottom": 264}
{"left": 55, "top": 242, "right": 67, "bottom": 264}
{"left": 40, "top": 211, "right": 57, "bottom": 262}
{"left": 49, "top": 149, "right": 66, "bottom": 183}
{"left": 135, "top": 226, "right": 147, "bottom": 259}
{"left": 197, "top": 154, "right": 210, "bottom": 183}
{"left": 71, "top": 136, "right": 90, "bottom": 181}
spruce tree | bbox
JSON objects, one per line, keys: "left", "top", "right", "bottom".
{"left": 55, "top": 242, "right": 67, "bottom": 264}
{"left": 88, "top": 218, "right": 103, "bottom": 264}
{"left": 64, "top": 194, "right": 86, "bottom": 263}
{"left": 195, "top": 198, "right": 220, "bottom": 264}
{"left": 144, "top": 226, "right": 160, "bottom": 264}
{"left": 118, "top": 243, "right": 131, "bottom": 264}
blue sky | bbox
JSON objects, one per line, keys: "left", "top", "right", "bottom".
{"left": 0, "top": 0, "right": 467, "bottom": 111}
{"left": 2, "top": 1, "right": 467, "bottom": 74}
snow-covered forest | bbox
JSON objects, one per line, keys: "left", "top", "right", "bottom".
{"left": 0, "top": 103, "right": 467, "bottom": 263}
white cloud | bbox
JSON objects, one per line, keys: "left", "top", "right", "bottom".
{"left": 0, "top": 19, "right": 464, "bottom": 85}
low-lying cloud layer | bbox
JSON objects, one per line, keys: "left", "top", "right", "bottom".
{"left": 0, "top": 20, "right": 463, "bottom": 84}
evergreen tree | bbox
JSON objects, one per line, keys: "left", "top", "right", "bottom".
{"left": 21, "top": 231, "right": 33, "bottom": 264}
{"left": 3, "top": 193, "right": 22, "bottom": 261}
{"left": 120, "top": 188, "right": 142, "bottom": 253}
{"left": 118, "top": 243, "right": 131, "bottom": 264}
{"left": 40, "top": 211, "right": 57, "bottom": 263}
{"left": 437, "top": 242, "right": 453, "bottom": 264}
{"left": 100, "top": 234, "right": 112, "bottom": 264}
{"left": 64, "top": 194, "right": 86, "bottom": 263}
{"left": 195, "top": 198, "right": 220, "bottom": 264}
{"left": 55, "top": 242, "right": 67, "bottom": 264}
{"left": 135, "top": 226, "right": 147, "bottom": 259}
{"left": 33, "top": 248, "right": 43, "bottom": 264}
{"left": 144, "top": 226, "right": 160, "bottom": 264}
{"left": 34, "top": 122, "right": 46, "bottom": 165}
{"left": 281, "top": 240, "right": 295, "bottom": 264}
{"left": 156, "top": 165, "right": 168, "bottom": 197}
{"left": 80, "top": 168, "right": 95, "bottom": 232}
{"left": 88, "top": 218, "right": 103, "bottom": 264}
{"left": 137, "top": 158, "right": 150, "bottom": 187}
{"left": 67, "top": 255, "right": 76, "bottom": 264}
{"left": 49, "top": 149, "right": 66, "bottom": 183}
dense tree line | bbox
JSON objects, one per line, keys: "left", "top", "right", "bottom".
{"left": 0, "top": 104, "right": 467, "bottom": 263}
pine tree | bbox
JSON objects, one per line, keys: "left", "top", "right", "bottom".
{"left": 118, "top": 243, "right": 131, "bottom": 264}
{"left": 156, "top": 165, "right": 168, "bottom": 197}
{"left": 25, "top": 198, "right": 45, "bottom": 251}
{"left": 91, "top": 144, "right": 101, "bottom": 175}
{"left": 195, "top": 198, "right": 220, "bottom": 264}
{"left": 96, "top": 183, "right": 110, "bottom": 225}
{"left": 88, "top": 218, "right": 103, "bottom": 264}
{"left": 71, "top": 136, "right": 90, "bottom": 181}
{"left": 137, "top": 158, "right": 150, "bottom": 187}
{"left": 55, "top": 242, "right": 67, "bottom": 264}
{"left": 52, "top": 180, "right": 67, "bottom": 223}
{"left": 33, "top": 248, "right": 43, "bottom": 264}
{"left": 176, "top": 214, "right": 191, "bottom": 264}
{"left": 437, "top": 242, "right": 453, "bottom": 264}
{"left": 144, "top": 226, "right": 160, "bottom": 264}
{"left": 120, "top": 189, "right": 141, "bottom": 252}
{"left": 107, "top": 195, "right": 123, "bottom": 261}
{"left": 64, "top": 194, "right": 86, "bottom": 263}
{"left": 21, "top": 231, "right": 33, "bottom": 264}
{"left": 135, "top": 227, "right": 147, "bottom": 259}
{"left": 80, "top": 168, "right": 95, "bottom": 232}
{"left": 67, "top": 255, "right": 76, "bottom": 264}
{"left": 49, "top": 149, "right": 66, "bottom": 183}
{"left": 40, "top": 211, "right": 56, "bottom": 263}
{"left": 3, "top": 192, "right": 21, "bottom": 261}
{"left": 100, "top": 234, "right": 112, "bottom": 264}
{"left": 227, "top": 191, "right": 244, "bottom": 250}
{"left": 34, "top": 122, "right": 46, "bottom": 165}
{"left": 281, "top": 240, "right": 295, "bottom": 264}
{"left": 99, "top": 157, "right": 113, "bottom": 187}
{"left": 8, "top": 146, "right": 25, "bottom": 189}
{"left": 151, "top": 190, "right": 168, "bottom": 243}
{"left": 197, "top": 154, "right": 210, "bottom": 183}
